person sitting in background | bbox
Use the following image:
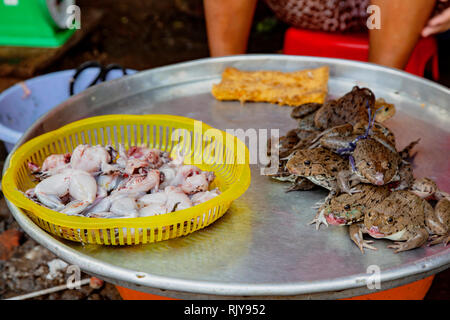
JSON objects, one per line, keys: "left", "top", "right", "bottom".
{"left": 203, "top": 0, "right": 450, "bottom": 70}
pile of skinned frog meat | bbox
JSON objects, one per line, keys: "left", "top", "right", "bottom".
{"left": 267, "top": 86, "right": 450, "bottom": 254}
{"left": 25, "top": 144, "right": 220, "bottom": 219}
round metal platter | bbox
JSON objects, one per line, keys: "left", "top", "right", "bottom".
{"left": 3, "top": 55, "right": 450, "bottom": 299}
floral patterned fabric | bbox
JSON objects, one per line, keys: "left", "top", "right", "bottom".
{"left": 264, "top": 0, "right": 449, "bottom": 33}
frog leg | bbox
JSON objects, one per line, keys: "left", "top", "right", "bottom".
{"left": 387, "top": 228, "right": 428, "bottom": 253}
{"left": 391, "top": 162, "right": 414, "bottom": 191}
{"left": 398, "top": 138, "right": 420, "bottom": 161}
{"left": 349, "top": 223, "right": 378, "bottom": 254}
{"left": 435, "top": 189, "right": 450, "bottom": 201}
{"left": 309, "top": 191, "right": 336, "bottom": 229}
{"left": 309, "top": 124, "right": 354, "bottom": 148}
{"left": 425, "top": 198, "right": 450, "bottom": 246}
{"left": 286, "top": 184, "right": 316, "bottom": 192}
{"left": 317, "top": 136, "right": 356, "bottom": 153}
{"left": 409, "top": 177, "right": 437, "bottom": 198}
{"left": 310, "top": 194, "right": 332, "bottom": 211}
{"left": 337, "top": 170, "right": 362, "bottom": 195}
{"left": 311, "top": 200, "right": 326, "bottom": 210}
{"left": 309, "top": 123, "right": 351, "bottom": 141}
{"left": 297, "top": 112, "right": 317, "bottom": 131}
{"left": 428, "top": 234, "right": 450, "bottom": 246}
{"left": 308, "top": 208, "right": 328, "bottom": 230}
{"left": 424, "top": 214, "right": 448, "bottom": 237}
{"left": 286, "top": 177, "right": 316, "bottom": 192}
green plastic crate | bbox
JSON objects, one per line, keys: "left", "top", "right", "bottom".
{"left": 0, "top": 0, "right": 76, "bottom": 48}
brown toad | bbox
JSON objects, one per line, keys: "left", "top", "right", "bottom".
{"left": 266, "top": 129, "right": 319, "bottom": 192}
{"left": 313, "top": 86, "right": 375, "bottom": 130}
{"left": 312, "top": 184, "right": 391, "bottom": 236}
{"left": 354, "top": 191, "right": 450, "bottom": 253}
{"left": 285, "top": 147, "right": 348, "bottom": 193}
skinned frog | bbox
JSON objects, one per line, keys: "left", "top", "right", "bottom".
{"left": 351, "top": 190, "right": 450, "bottom": 253}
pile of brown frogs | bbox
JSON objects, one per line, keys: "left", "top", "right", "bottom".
{"left": 267, "top": 86, "right": 450, "bottom": 254}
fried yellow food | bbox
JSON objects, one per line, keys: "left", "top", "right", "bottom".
{"left": 211, "top": 66, "right": 329, "bottom": 106}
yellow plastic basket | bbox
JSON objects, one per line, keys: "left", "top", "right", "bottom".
{"left": 2, "top": 114, "right": 251, "bottom": 245}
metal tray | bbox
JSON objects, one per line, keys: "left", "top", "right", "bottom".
{"left": 3, "top": 55, "right": 450, "bottom": 299}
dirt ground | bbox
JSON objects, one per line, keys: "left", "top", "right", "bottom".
{"left": 0, "top": 0, "right": 449, "bottom": 300}
{"left": 45, "top": 0, "right": 287, "bottom": 73}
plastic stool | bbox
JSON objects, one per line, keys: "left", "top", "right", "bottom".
{"left": 283, "top": 28, "right": 439, "bottom": 80}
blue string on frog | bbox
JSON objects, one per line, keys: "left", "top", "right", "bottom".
{"left": 336, "top": 100, "right": 377, "bottom": 172}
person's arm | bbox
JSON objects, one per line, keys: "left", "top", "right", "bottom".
{"left": 422, "top": 6, "right": 450, "bottom": 37}
{"left": 368, "top": 0, "right": 436, "bottom": 69}
{"left": 203, "top": 0, "right": 258, "bottom": 57}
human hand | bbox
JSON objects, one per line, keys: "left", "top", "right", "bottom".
{"left": 422, "top": 2, "right": 450, "bottom": 37}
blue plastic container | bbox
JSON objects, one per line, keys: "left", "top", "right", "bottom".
{"left": 0, "top": 68, "right": 136, "bottom": 152}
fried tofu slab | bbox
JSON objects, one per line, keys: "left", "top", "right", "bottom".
{"left": 211, "top": 66, "right": 329, "bottom": 106}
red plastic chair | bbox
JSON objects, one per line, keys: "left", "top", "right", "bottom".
{"left": 283, "top": 28, "right": 439, "bottom": 80}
